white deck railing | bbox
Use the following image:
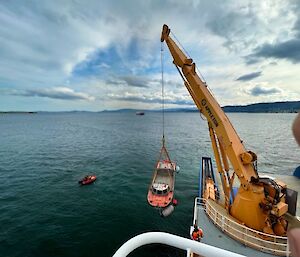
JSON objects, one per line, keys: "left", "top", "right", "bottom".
{"left": 112, "top": 232, "right": 246, "bottom": 257}
{"left": 193, "top": 197, "right": 290, "bottom": 256}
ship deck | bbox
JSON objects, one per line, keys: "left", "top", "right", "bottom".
{"left": 192, "top": 198, "right": 289, "bottom": 257}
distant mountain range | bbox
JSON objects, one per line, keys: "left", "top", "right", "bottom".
{"left": 222, "top": 101, "right": 300, "bottom": 113}
{"left": 101, "top": 108, "right": 197, "bottom": 113}
{"left": 0, "top": 111, "right": 37, "bottom": 114}
{"left": 102, "top": 101, "right": 300, "bottom": 113}
{"left": 1, "top": 101, "right": 299, "bottom": 114}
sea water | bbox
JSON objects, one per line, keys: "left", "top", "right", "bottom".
{"left": 0, "top": 112, "right": 299, "bottom": 257}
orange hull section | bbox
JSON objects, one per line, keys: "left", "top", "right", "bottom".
{"left": 147, "top": 190, "right": 174, "bottom": 208}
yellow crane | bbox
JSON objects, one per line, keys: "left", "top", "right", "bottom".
{"left": 160, "top": 24, "right": 294, "bottom": 235}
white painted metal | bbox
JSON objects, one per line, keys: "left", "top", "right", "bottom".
{"left": 112, "top": 232, "right": 246, "bottom": 257}
{"left": 186, "top": 247, "right": 191, "bottom": 257}
{"left": 194, "top": 197, "right": 290, "bottom": 256}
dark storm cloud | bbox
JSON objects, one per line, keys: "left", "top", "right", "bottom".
{"left": 236, "top": 71, "right": 262, "bottom": 81}
{"left": 248, "top": 85, "right": 281, "bottom": 96}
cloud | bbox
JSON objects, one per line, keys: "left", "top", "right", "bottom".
{"left": 114, "top": 95, "right": 194, "bottom": 105}
{"left": 12, "top": 87, "right": 95, "bottom": 101}
{"left": 120, "top": 76, "right": 150, "bottom": 88}
{"left": 108, "top": 91, "right": 194, "bottom": 105}
{"left": 245, "top": 1, "right": 300, "bottom": 64}
{"left": 246, "top": 39, "right": 300, "bottom": 64}
{"left": 0, "top": 1, "right": 140, "bottom": 87}
{"left": 205, "top": 0, "right": 300, "bottom": 67}
{"left": 246, "top": 85, "right": 281, "bottom": 96}
{"left": 106, "top": 75, "right": 160, "bottom": 88}
{"left": 206, "top": 8, "right": 256, "bottom": 51}
{"left": 236, "top": 71, "right": 262, "bottom": 81}
{"left": 0, "top": 0, "right": 299, "bottom": 111}
{"left": 204, "top": 1, "right": 293, "bottom": 53}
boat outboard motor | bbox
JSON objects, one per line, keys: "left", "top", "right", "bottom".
{"left": 160, "top": 205, "right": 175, "bottom": 217}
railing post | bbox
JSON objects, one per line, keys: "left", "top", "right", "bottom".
{"left": 186, "top": 248, "right": 191, "bottom": 257}
{"left": 222, "top": 216, "right": 225, "bottom": 231}
{"left": 193, "top": 198, "right": 198, "bottom": 225}
{"left": 214, "top": 208, "right": 217, "bottom": 223}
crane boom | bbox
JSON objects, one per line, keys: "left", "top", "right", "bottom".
{"left": 161, "top": 25, "right": 257, "bottom": 186}
{"left": 161, "top": 24, "right": 289, "bottom": 235}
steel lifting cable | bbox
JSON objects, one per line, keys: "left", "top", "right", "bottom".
{"left": 161, "top": 42, "right": 175, "bottom": 171}
{"left": 171, "top": 31, "right": 204, "bottom": 84}
{"left": 173, "top": 51, "right": 206, "bottom": 122}
{"left": 161, "top": 42, "right": 165, "bottom": 146}
{"left": 170, "top": 30, "right": 220, "bottom": 101}
{"left": 170, "top": 31, "right": 207, "bottom": 84}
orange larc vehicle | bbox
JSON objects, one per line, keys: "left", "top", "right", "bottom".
{"left": 147, "top": 139, "right": 177, "bottom": 209}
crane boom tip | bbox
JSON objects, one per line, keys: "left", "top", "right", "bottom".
{"left": 161, "top": 24, "right": 170, "bottom": 42}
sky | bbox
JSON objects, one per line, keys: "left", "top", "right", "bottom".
{"left": 0, "top": 0, "right": 299, "bottom": 111}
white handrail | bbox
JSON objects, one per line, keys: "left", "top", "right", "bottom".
{"left": 112, "top": 232, "right": 246, "bottom": 257}
{"left": 194, "top": 197, "right": 290, "bottom": 256}
{"left": 196, "top": 197, "right": 288, "bottom": 239}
